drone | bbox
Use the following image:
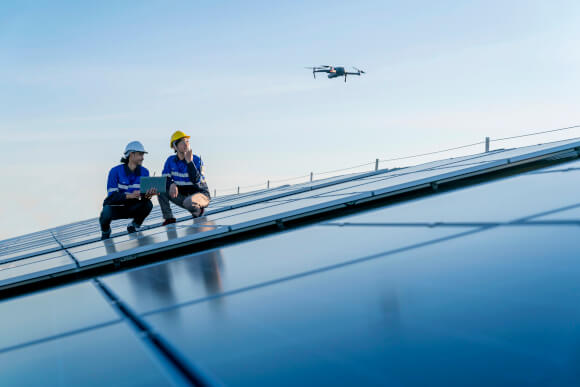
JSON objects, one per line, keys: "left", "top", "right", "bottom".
{"left": 305, "top": 65, "right": 366, "bottom": 82}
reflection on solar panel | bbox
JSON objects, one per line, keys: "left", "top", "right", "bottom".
{"left": 1, "top": 138, "right": 580, "bottom": 385}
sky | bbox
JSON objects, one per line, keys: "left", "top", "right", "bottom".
{"left": 0, "top": 0, "right": 579, "bottom": 239}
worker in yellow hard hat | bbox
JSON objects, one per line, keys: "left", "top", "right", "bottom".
{"left": 159, "top": 130, "right": 211, "bottom": 225}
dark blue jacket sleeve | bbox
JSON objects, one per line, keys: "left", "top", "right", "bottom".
{"left": 186, "top": 161, "right": 201, "bottom": 183}
{"left": 104, "top": 168, "right": 126, "bottom": 205}
{"left": 188, "top": 157, "right": 210, "bottom": 197}
{"left": 162, "top": 158, "right": 174, "bottom": 190}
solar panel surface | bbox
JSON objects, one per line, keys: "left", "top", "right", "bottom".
{"left": 0, "top": 139, "right": 579, "bottom": 386}
{"left": 1, "top": 139, "right": 579, "bottom": 289}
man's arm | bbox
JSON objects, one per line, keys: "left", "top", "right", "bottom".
{"left": 162, "top": 157, "right": 178, "bottom": 198}
{"left": 187, "top": 156, "right": 210, "bottom": 198}
{"left": 186, "top": 160, "right": 201, "bottom": 183}
{"left": 162, "top": 158, "right": 175, "bottom": 190}
{"left": 104, "top": 169, "right": 127, "bottom": 205}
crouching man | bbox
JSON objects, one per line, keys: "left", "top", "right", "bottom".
{"left": 99, "top": 141, "right": 157, "bottom": 240}
{"left": 159, "top": 130, "right": 211, "bottom": 225}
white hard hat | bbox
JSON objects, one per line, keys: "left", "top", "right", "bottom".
{"left": 124, "top": 141, "right": 148, "bottom": 157}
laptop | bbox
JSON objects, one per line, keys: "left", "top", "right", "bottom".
{"left": 140, "top": 176, "right": 167, "bottom": 194}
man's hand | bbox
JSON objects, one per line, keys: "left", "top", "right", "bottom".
{"left": 126, "top": 191, "right": 140, "bottom": 200}
{"left": 185, "top": 148, "right": 193, "bottom": 163}
{"left": 169, "top": 183, "right": 178, "bottom": 198}
{"left": 144, "top": 188, "right": 158, "bottom": 199}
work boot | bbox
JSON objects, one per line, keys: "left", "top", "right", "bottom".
{"left": 191, "top": 205, "right": 202, "bottom": 218}
{"left": 101, "top": 229, "right": 111, "bottom": 240}
{"left": 127, "top": 221, "right": 139, "bottom": 234}
{"left": 162, "top": 218, "right": 177, "bottom": 226}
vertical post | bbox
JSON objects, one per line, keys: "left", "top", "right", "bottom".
{"left": 267, "top": 180, "right": 270, "bottom": 189}
{"left": 310, "top": 172, "right": 313, "bottom": 182}
{"left": 485, "top": 137, "right": 490, "bottom": 153}
{"left": 214, "top": 189, "right": 216, "bottom": 198}
{"left": 237, "top": 186, "right": 240, "bottom": 195}
{"left": 375, "top": 158, "right": 379, "bottom": 171}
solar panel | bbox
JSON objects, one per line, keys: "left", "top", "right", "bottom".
{"left": 138, "top": 225, "right": 580, "bottom": 386}
{"left": 55, "top": 155, "right": 526, "bottom": 269}
{"left": 0, "top": 253, "right": 76, "bottom": 287}
{"left": 0, "top": 242, "right": 63, "bottom": 264}
{"left": 189, "top": 160, "right": 510, "bottom": 230}
{"left": 0, "top": 323, "right": 174, "bottom": 386}
{"left": 0, "top": 282, "right": 119, "bottom": 350}
{"left": 1, "top": 139, "right": 579, "bottom": 290}
{"left": 0, "top": 138, "right": 579, "bottom": 385}
{"left": 327, "top": 157, "right": 580, "bottom": 226}
{"left": 101, "top": 224, "right": 476, "bottom": 314}
{"left": 533, "top": 206, "right": 580, "bottom": 222}
{"left": 69, "top": 224, "right": 227, "bottom": 267}
{"left": 0, "top": 249, "right": 69, "bottom": 267}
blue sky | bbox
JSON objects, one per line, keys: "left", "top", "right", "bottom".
{"left": 1, "top": 0, "right": 579, "bottom": 239}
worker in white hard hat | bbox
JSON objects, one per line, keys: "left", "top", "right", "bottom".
{"left": 99, "top": 141, "right": 158, "bottom": 240}
{"left": 159, "top": 130, "right": 211, "bottom": 225}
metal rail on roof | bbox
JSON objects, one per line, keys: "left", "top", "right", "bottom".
{"left": 214, "top": 124, "right": 580, "bottom": 196}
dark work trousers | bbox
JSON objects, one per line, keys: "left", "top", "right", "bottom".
{"left": 99, "top": 199, "right": 153, "bottom": 232}
{"left": 158, "top": 191, "right": 210, "bottom": 219}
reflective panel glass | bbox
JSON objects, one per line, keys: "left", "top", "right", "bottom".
{"left": 200, "top": 200, "right": 286, "bottom": 221}
{"left": 0, "top": 323, "right": 172, "bottom": 386}
{"left": 70, "top": 223, "right": 225, "bottom": 266}
{"left": 223, "top": 195, "right": 373, "bottom": 230}
{"left": 526, "top": 158, "right": 580, "bottom": 174}
{"left": 143, "top": 226, "right": 580, "bottom": 386}
{"left": 0, "top": 255, "right": 76, "bottom": 287}
{"left": 102, "top": 224, "right": 475, "bottom": 314}
{"left": 0, "top": 234, "right": 56, "bottom": 251}
{"left": 182, "top": 160, "right": 523, "bottom": 229}
{"left": 0, "top": 281, "right": 119, "bottom": 350}
{"left": 447, "top": 139, "right": 580, "bottom": 165}
{"left": 0, "top": 243, "right": 61, "bottom": 262}
{"left": 206, "top": 169, "right": 388, "bottom": 210}
{"left": 330, "top": 158, "right": 580, "bottom": 225}
{"left": 214, "top": 159, "right": 508, "bottom": 225}
{"left": 491, "top": 138, "right": 580, "bottom": 162}
{"left": 3, "top": 139, "right": 579, "bottom": 267}
{"left": 58, "top": 220, "right": 130, "bottom": 246}
{"left": 379, "top": 151, "right": 500, "bottom": 175}
{"left": 212, "top": 188, "right": 289, "bottom": 208}
{"left": 532, "top": 206, "right": 580, "bottom": 222}
{"left": 0, "top": 249, "right": 69, "bottom": 267}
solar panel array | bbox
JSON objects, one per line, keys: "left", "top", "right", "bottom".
{"left": 1, "top": 138, "right": 580, "bottom": 385}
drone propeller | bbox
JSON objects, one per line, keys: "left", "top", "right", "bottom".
{"left": 305, "top": 66, "right": 319, "bottom": 77}
{"left": 306, "top": 65, "right": 333, "bottom": 78}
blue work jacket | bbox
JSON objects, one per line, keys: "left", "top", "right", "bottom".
{"left": 103, "top": 164, "right": 150, "bottom": 205}
{"left": 162, "top": 155, "right": 210, "bottom": 197}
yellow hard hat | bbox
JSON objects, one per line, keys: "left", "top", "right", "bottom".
{"left": 170, "top": 130, "right": 190, "bottom": 148}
